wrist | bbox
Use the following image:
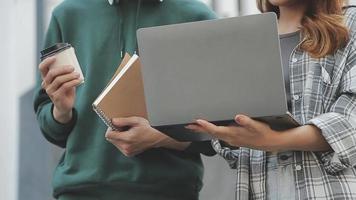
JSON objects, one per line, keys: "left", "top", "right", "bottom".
{"left": 268, "top": 130, "right": 291, "bottom": 152}
{"left": 152, "top": 130, "right": 170, "bottom": 148}
{"left": 152, "top": 129, "right": 190, "bottom": 151}
{"left": 53, "top": 106, "right": 73, "bottom": 124}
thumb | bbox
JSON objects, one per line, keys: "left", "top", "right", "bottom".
{"left": 234, "top": 115, "right": 255, "bottom": 128}
{"left": 112, "top": 117, "right": 141, "bottom": 128}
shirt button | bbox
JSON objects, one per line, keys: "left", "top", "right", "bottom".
{"left": 293, "top": 95, "right": 300, "bottom": 101}
{"left": 295, "top": 165, "right": 302, "bottom": 171}
{"left": 292, "top": 58, "right": 298, "bottom": 63}
{"left": 280, "top": 155, "right": 289, "bottom": 161}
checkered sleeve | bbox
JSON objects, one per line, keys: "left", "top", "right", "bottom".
{"left": 345, "top": 7, "right": 356, "bottom": 30}
{"left": 211, "top": 139, "right": 240, "bottom": 169}
{"left": 307, "top": 38, "right": 356, "bottom": 174}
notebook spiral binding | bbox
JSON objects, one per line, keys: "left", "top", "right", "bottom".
{"left": 93, "top": 106, "right": 118, "bottom": 131}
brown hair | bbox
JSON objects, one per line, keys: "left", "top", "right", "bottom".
{"left": 257, "top": 0, "right": 349, "bottom": 58}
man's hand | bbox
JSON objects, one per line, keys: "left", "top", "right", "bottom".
{"left": 105, "top": 117, "right": 190, "bottom": 157}
{"left": 39, "top": 57, "right": 82, "bottom": 123}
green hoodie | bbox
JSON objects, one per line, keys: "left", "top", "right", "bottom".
{"left": 33, "top": 0, "right": 217, "bottom": 199}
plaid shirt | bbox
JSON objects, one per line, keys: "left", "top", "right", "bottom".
{"left": 213, "top": 7, "right": 356, "bottom": 200}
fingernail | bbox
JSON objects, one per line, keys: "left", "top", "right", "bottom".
{"left": 48, "top": 57, "right": 56, "bottom": 61}
{"left": 235, "top": 116, "right": 242, "bottom": 123}
{"left": 196, "top": 119, "right": 204, "bottom": 124}
{"left": 237, "top": 115, "right": 247, "bottom": 123}
{"left": 112, "top": 118, "right": 119, "bottom": 124}
{"left": 66, "top": 66, "right": 74, "bottom": 71}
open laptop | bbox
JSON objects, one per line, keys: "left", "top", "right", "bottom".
{"left": 137, "top": 13, "right": 299, "bottom": 141}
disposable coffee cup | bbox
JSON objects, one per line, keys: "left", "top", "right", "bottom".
{"left": 40, "top": 43, "right": 84, "bottom": 84}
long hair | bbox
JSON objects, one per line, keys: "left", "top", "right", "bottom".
{"left": 257, "top": 0, "right": 349, "bottom": 58}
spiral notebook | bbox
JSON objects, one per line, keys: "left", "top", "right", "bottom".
{"left": 92, "top": 53, "right": 147, "bottom": 130}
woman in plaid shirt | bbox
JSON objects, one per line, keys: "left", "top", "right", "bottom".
{"left": 187, "top": 0, "right": 356, "bottom": 199}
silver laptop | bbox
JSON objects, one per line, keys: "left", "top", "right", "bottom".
{"left": 137, "top": 13, "right": 299, "bottom": 141}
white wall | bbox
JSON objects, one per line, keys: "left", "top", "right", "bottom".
{"left": 214, "top": 0, "right": 239, "bottom": 17}
{"left": 0, "top": 0, "right": 36, "bottom": 200}
{"left": 0, "top": 2, "right": 17, "bottom": 200}
{"left": 239, "top": 0, "right": 259, "bottom": 15}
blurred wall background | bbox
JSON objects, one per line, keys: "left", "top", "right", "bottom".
{"left": 1, "top": 0, "right": 355, "bottom": 200}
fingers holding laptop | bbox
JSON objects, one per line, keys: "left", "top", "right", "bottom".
{"left": 186, "top": 115, "right": 281, "bottom": 151}
{"left": 106, "top": 117, "right": 191, "bottom": 157}
{"left": 185, "top": 120, "right": 237, "bottom": 142}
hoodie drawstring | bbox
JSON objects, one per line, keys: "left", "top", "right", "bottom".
{"left": 118, "top": 4, "right": 124, "bottom": 58}
{"left": 134, "top": 0, "right": 142, "bottom": 55}
{"left": 118, "top": 0, "right": 163, "bottom": 58}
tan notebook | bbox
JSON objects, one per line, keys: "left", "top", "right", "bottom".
{"left": 92, "top": 54, "right": 147, "bottom": 130}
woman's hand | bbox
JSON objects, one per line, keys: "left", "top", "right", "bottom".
{"left": 186, "top": 115, "right": 283, "bottom": 152}
{"left": 105, "top": 117, "right": 190, "bottom": 157}
{"left": 39, "top": 57, "right": 82, "bottom": 123}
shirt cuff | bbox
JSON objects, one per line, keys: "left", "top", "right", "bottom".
{"left": 212, "top": 139, "right": 240, "bottom": 169}
{"left": 40, "top": 103, "right": 77, "bottom": 142}
{"left": 307, "top": 112, "right": 356, "bottom": 174}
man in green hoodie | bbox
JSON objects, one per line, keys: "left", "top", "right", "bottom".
{"left": 34, "top": 0, "right": 217, "bottom": 199}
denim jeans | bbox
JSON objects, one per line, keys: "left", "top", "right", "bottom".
{"left": 266, "top": 151, "right": 296, "bottom": 200}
